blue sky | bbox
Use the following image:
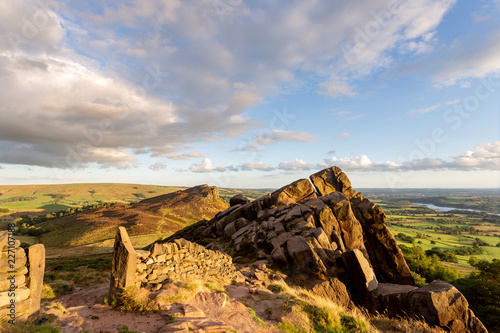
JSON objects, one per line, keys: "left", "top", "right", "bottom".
{"left": 0, "top": 0, "right": 498, "bottom": 188}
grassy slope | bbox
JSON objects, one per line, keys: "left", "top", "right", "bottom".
{"left": 0, "top": 183, "right": 185, "bottom": 210}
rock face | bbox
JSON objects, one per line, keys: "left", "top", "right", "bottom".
{"left": 168, "top": 166, "right": 413, "bottom": 285}
{"left": 161, "top": 166, "right": 488, "bottom": 332}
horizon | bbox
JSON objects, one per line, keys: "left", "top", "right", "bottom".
{"left": 0, "top": 1, "right": 499, "bottom": 188}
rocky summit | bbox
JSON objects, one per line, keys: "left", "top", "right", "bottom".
{"left": 163, "top": 166, "right": 487, "bottom": 332}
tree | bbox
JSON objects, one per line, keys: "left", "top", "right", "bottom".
{"left": 455, "top": 259, "right": 500, "bottom": 332}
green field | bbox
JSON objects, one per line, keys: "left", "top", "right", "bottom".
{"left": 0, "top": 183, "right": 186, "bottom": 210}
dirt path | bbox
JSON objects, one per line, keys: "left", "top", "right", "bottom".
{"left": 46, "top": 281, "right": 282, "bottom": 333}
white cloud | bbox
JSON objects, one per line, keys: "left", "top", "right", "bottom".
{"left": 317, "top": 80, "right": 356, "bottom": 98}
{"left": 241, "top": 162, "right": 274, "bottom": 171}
{"left": 254, "top": 130, "right": 316, "bottom": 145}
{"left": 323, "top": 141, "right": 500, "bottom": 172}
{"left": 348, "top": 114, "right": 364, "bottom": 121}
{"left": 167, "top": 151, "right": 205, "bottom": 160}
{"left": 189, "top": 158, "right": 214, "bottom": 173}
{"left": 278, "top": 158, "right": 313, "bottom": 171}
{"left": 187, "top": 151, "right": 205, "bottom": 158}
{"left": 407, "top": 104, "right": 441, "bottom": 116}
{"left": 150, "top": 162, "right": 167, "bottom": 171}
{"left": 335, "top": 133, "right": 352, "bottom": 141}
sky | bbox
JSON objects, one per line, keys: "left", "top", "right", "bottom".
{"left": 0, "top": 0, "right": 499, "bottom": 189}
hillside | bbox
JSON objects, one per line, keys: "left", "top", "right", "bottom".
{"left": 0, "top": 183, "right": 184, "bottom": 211}
{"left": 35, "top": 185, "right": 228, "bottom": 247}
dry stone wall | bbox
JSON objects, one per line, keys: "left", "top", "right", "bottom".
{"left": 109, "top": 227, "right": 235, "bottom": 298}
{"left": 0, "top": 230, "right": 45, "bottom": 322}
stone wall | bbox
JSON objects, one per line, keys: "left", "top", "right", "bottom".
{"left": 0, "top": 230, "right": 45, "bottom": 322}
{"left": 109, "top": 227, "right": 236, "bottom": 298}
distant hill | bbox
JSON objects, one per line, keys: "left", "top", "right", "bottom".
{"left": 35, "top": 185, "right": 229, "bottom": 247}
{"left": 0, "top": 183, "right": 272, "bottom": 212}
{"left": 0, "top": 183, "right": 185, "bottom": 211}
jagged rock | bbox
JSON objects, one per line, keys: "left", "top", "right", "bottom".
{"left": 308, "top": 278, "right": 351, "bottom": 308}
{"left": 270, "top": 178, "right": 317, "bottom": 206}
{"left": 230, "top": 194, "right": 250, "bottom": 207}
{"left": 376, "top": 283, "right": 418, "bottom": 317}
{"left": 407, "top": 280, "right": 474, "bottom": 332}
{"left": 310, "top": 166, "right": 357, "bottom": 198}
{"left": 153, "top": 166, "right": 486, "bottom": 332}
{"left": 286, "top": 236, "right": 326, "bottom": 278}
{"left": 351, "top": 193, "right": 414, "bottom": 285}
{"left": 330, "top": 198, "right": 365, "bottom": 251}
{"left": 26, "top": 244, "right": 45, "bottom": 316}
{"left": 109, "top": 227, "right": 137, "bottom": 299}
{"left": 341, "top": 249, "right": 378, "bottom": 292}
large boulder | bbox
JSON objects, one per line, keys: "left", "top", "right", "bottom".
{"left": 229, "top": 194, "right": 250, "bottom": 207}
{"left": 376, "top": 283, "right": 418, "bottom": 317}
{"left": 308, "top": 278, "right": 351, "bottom": 308}
{"left": 341, "top": 249, "right": 378, "bottom": 293}
{"left": 407, "top": 280, "right": 484, "bottom": 332}
{"left": 310, "top": 167, "right": 357, "bottom": 198}
{"left": 270, "top": 178, "right": 317, "bottom": 206}
{"left": 286, "top": 236, "right": 327, "bottom": 278}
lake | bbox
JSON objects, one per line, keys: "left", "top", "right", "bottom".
{"left": 411, "top": 202, "right": 499, "bottom": 216}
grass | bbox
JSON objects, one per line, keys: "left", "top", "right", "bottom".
{"left": 0, "top": 317, "right": 61, "bottom": 333}
{"left": 270, "top": 280, "right": 373, "bottom": 333}
{"left": 0, "top": 184, "right": 182, "bottom": 210}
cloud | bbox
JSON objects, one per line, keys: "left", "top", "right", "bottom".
{"left": 241, "top": 162, "right": 274, "bottom": 171}
{"left": 431, "top": 32, "right": 500, "bottom": 86}
{"left": 189, "top": 158, "right": 214, "bottom": 173}
{"left": 348, "top": 114, "right": 364, "bottom": 121}
{"left": 323, "top": 141, "right": 500, "bottom": 172}
{"left": 150, "top": 162, "right": 167, "bottom": 171}
{"left": 187, "top": 151, "right": 204, "bottom": 158}
{"left": 167, "top": 151, "right": 205, "bottom": 160}
{"left": 407, "top": 104, "right": 441, "bottom": 116}
{"left": 278, "top": 158, "right": 313, "bottom": 171}
{"left": 336, "top": 111, "right": 350, "bottom": 117}
{"left": 335, "top": 133, "right": 352, "bottom": 141}
{"left": 233, "top": 144, "right": 264, "bottom": 152}
{"left": 254, "top": 130, "right": 316, "bottom": 145}
{"left": 317, "top": 80, "right": 356, "bottom": 98}
{"left": 0, "top": 0, "right": 462, "bottom": 169}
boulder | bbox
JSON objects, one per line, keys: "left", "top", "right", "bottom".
{"left": 229, "top": 194, "right": 250, "bottom": 207}
{"left": 286, "top": 236, "right": 326, "bottom": 278}
{"left": 26, "top": 244, "right": 45, "bottom": 316}
{"left": 341, "top": 249, "right": 378, "bottom": 292}
{"left": 331, "top": 199, "right": 365, "bottom": 251}
{"left": 375, "top": 283, "right": 418, "bottom": 317}
{"left": 109, "top": 227, "right": 137, "bottom": 299}
{"left": 270, "top": 178, "right": 317, "bottom": 207}
{"left": 351, "top": 193, "right": 414, "bottom": 285}
{"left": 310, "top": 166, "right": 357, "bottom": 198}
{"left": 308, "top": 278, "right": 351, "bottom": 308}
{"left": 407, "top": 280, "right": 471, "bottom": 332}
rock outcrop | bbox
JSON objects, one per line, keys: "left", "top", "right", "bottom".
{"left": 167, "top": 166, "right": 413, "bottom": 285}
{"left": 161, "top": 166, "right": 487, "bottom": 332}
